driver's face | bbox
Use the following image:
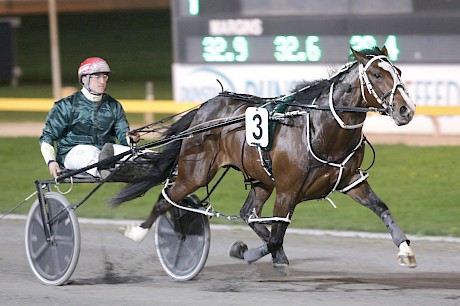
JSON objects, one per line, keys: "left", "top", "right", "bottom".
{"left": 83, "top": 73, "right": 108, "bottom": 94}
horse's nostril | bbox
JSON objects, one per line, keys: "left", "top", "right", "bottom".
{"left": 400, "top": 105, "right": 408, "bottom": 117}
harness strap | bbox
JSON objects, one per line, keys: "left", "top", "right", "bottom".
{"left": 338, "top": 169, "right": 369, "bottom": 193}
{"left": 328, "top": 82, "right": 365, "bottom": 129}
{"left": 247, "top": 208, "right": 291, "bottom": 224}
{"left": 161, "top": 184, "right": 239, "bottom": 221}
{"left": 359, "top": 56, "right": 389, "bottom": 108}
{"left": 306, "top": 112, "right": 366, "bottom": 201}
{"left": 257, "top": 146, "right": 274, "bottom": 181}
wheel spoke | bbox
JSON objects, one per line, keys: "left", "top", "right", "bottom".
{"left": 163, "top": 212, "right": 176, "bottom": 228}
{"left": 158, "top": 224, "right": 176, "bottom": 236}
{"left": 54, "top": 235, "right": 75, "bottom": 246}
{"left": 172, "top": 240, "right": 184, "bottom": 267}
{"left": 50, "top": 244, "right": 64, "bottom": 276}
{"left": 29, "top": 240, "right": 49, "bottom": 261}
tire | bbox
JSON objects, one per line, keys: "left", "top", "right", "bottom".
{"left": 25, "top": 192, "right": 80, "bottom": 286}
{"left": 155, "top": 206, "right": 210, "bottom": 281}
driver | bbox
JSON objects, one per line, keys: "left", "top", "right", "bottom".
{"left": 39, "top": 57, "right": 139, "bottom": 178}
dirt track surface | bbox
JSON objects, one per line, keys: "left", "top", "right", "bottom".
{"left": 1, "top": 217, "right": 460, "bottom": 305}
{"left": 2, "top": 122, "right": 460, "bottom": 146}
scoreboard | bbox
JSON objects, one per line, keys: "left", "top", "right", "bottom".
{"left": 172, "top": 0, "right": 460, "bottom": 64}
{"left": 171, "top": 0, "right": 460, "bottom": 108}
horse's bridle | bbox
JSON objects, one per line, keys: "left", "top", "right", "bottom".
{"left": 358, "top": 55, "right": 411, "bottom": 118}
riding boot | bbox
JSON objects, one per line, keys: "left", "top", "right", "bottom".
{"left": 99, "top": 143, "right": 115, "bottom": 168}
{"left": 98, "top": 143, "right": 115, "bottom": 178}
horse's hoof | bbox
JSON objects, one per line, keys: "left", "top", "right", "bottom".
{"left": 397, "top": 241, "right": 417, "bottom": 268}
{"left": 398, "top": 254, "right": 417, "bottom": 268}
{"left": 229, "top": 241, "right": 248, "bottom": 260}
{"left": 119, "top": 224, "right": 149, "bottom": 242}
{"left": 273, "top": 263, "right": 290, "bottom": 276}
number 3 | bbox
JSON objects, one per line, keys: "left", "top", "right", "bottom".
{"left": 252, "top": 114, "right": 263, "bottom": 140}
{"left": 245, "top": 107, "right": 268, "bottom": 147}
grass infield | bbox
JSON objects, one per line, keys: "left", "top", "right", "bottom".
{"left": 1, "top": 137, "right": 459, "bottom": 237}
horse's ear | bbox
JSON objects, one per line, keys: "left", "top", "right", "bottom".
{"left": 351, "top": 48, "right": 368, "bottom": 65}
{"left": 381, "top": 46, "right": 389, "bottom": 57}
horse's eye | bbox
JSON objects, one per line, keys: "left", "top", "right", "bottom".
{"left": 374, "top": 73, "right": 381, "bottom": 79}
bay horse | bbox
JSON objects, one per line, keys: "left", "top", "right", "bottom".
{"left": 112, "top": 47, "right": 417, "bottom": 272}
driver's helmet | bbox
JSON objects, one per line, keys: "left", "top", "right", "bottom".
{"left": 77, "top": 57, "right": 111, "bottom": 83}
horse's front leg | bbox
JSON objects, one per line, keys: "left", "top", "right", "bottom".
{"left": 238, "top": 221, "right": 290, "bottom": 275}
{"left": 230, "top": 184, "right": 289, "bottom": 268}
{"left": 346, "top": 182, "right": 416, "bottom": 268}
{"left": 232, "top": 191, "right": 293, "bottom": 275}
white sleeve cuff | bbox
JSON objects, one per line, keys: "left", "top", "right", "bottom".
{"left": 40, "top": 142, "right": 56, "bottom": 165}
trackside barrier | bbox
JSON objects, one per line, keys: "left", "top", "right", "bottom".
{"left": 0, "top": 98, "right": 200, "bottom": 114}
{"left": 1, "top": 98, "right": 460, "bottom": 116}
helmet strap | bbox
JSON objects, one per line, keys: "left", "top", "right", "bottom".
{"left": 82, "top": 75, "right": 104, "bottom": 98}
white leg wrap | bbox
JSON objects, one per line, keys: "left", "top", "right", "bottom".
{"left": 397, "top": 241, "right": 417, "bottom": 268}
{"left": 119, "top": 224, "right": 149, "bottom": 242}
{"left": 398, "top": 241, "right": 412, "bottom": 255}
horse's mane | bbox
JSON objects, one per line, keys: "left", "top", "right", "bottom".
{"left": 290, "top": 79, "right": 331, "bottom": 105}
{"left": 348, "top": 46, "right": 385, "bottom": 61}
{"left": 292, "top": 46, "right": 385, "bottom": 105}
{"left": 220, "top": 46, "right": 386, "bottom": 106}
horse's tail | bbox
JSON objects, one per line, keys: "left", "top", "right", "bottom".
{"left": 110, "top": 109, "right": 198, "bottom": 207}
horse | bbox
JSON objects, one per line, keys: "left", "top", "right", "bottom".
{"left": 111, "top": 46, "right": 417, "bottom": 273}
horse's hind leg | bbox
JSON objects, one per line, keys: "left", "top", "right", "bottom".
{"left": 120, "top": 184, "right": 198, "bottom": 242}
{"left": 346, "top": 182, "right": 416, "bottom": 268}
{"left": 230, "top": 184, "right": 289, "bottom": 268}
{"left": 121, "top": 147, "right": 220, "bottom": 242}
{"left": 120, "top": 181, "right": 207, "bottom": 242}
{"left": 140, "top": 193, "right": 171, "bottom": 229}
{"left": 119, "top": 193, "right": 172, "bottom": 242}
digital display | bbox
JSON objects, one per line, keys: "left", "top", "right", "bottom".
{"left": 184, "top": 35, "right": 460, "bottom": 64}
{"left": 172, "top": 0, "right": 460, "bottom": 64}
{"left": 195, "top": 35, "right": 400, "bottom": 63}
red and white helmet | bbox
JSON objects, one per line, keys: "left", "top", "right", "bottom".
{"left": 77, "top": 57, "right": 111, "bottom": 83}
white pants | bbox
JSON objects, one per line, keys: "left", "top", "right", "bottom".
{"left": 64, "top": 144, "right": 131, "bottom": 177}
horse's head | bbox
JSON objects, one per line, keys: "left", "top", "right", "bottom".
{"left": 351, "top": 47, "right": 416, "bottom": 126}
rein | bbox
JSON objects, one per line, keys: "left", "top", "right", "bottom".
{"left": 273, "top": 101, "right": 385, "bottom": 114}
{"left": 220, "top": 91, "right": 386, "bottom": 115}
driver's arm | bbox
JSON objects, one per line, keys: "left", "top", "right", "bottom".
{"left": 40, "top": 142, "right": 61, "bottom": 178}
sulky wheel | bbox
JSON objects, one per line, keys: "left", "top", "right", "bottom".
{"left": 154, "top": 200, "right": 210, "bottom": 281}
{"left": 25, "top": 192, "right": 80, "bottom": 286}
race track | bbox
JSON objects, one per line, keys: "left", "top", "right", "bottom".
{"left": 1, "top": 217, "right": 460, "bottom": 305}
